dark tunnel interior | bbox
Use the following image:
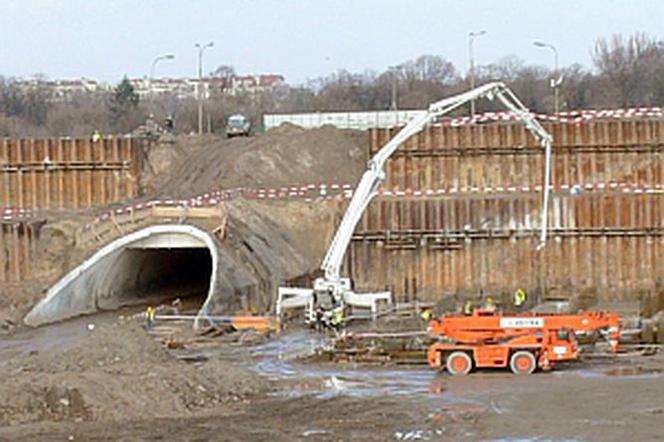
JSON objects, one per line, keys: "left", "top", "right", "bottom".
{"left": 110, "top": 247, "right": 213, "bottom": 312}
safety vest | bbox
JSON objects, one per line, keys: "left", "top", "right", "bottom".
{"left": 420, "top": 309, "right": 433, "bottom": 321}
{"left": 514, "top": 288, "right": 527, "bottom": 306}
{"left": 463, "top": 301, "right": 473, "bottom": 315}
{"left": 332, "top": 308, "right": 344, "bottom": 325}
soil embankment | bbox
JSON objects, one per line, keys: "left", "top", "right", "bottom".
{"left": 3, "top": 125, "right": 366, "bottom": 328}
{"left": 0, "top": 321, "right": 269, "bottom": 426}
{"left": 141, "top": 125, "right": 367, "bottom": 198}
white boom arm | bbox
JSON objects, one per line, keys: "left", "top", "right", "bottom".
{"left": 277, "top": 82, "right": 553, "bottom": 320}
{"left": 320, "top": 81, "right": 553, "bottom": 290}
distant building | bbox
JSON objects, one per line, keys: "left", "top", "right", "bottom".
{"left": 129, "top": 74, "right": 285, "bottom": 99}
{"left": 13, "top": 73, "right": 287, "bottom": 101}
{"left": 226, "top": 74, "right": 286, "bottom": 96}
{"left": 14, "top": 78, "right": 108, "bottom": 101}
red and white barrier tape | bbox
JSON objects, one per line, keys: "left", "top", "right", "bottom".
{"left": 438, "top": 107, "right": 664, "bottom": 127}
{"left": 1, "top": 207, "right": 35, "bottom": 222}
{"left": 3, "top": 180, "right": 661, "bottom": 224}
{"left": 377, "top": 181, "right": 664, "bottom": 196}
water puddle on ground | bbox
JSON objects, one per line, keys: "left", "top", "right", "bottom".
{"left": 253, "top": 329, "right": 438, "bottom": 398}
{"left": 562, "top": 364, "right": 664, "bottom": 380}
{"left": 250, "top": 329, "right": 520, "bottom": 417}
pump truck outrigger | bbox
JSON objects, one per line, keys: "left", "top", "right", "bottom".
{"left": 276, "top": 82, "right": 554, "bottom": 324}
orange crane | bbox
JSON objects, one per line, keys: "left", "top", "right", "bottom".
{"left": 427, "top": 309, "right": 621, "bottom": 375}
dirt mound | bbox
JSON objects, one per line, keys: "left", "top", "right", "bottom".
{"left": 142, "top": 125, "right": 367, "bottom": 199}
{"left": 0, "top": 321, "right": 270, "bottom": 425}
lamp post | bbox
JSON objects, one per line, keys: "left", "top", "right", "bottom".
{"left": 468, "top": 30, "right": 486, "bottom": 117}
{"left": 195, "top": 41, "right": 214, "bottom": 135}
{"left": 534, "top": 40, "right": 561, "bottom": 115}
{"left": 149, "top": 54, "right": 175, "bottom": 98}
{"left": 389, "top": 65, "right": 398, "bottom": 111}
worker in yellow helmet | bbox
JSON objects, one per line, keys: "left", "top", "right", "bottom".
{"left": 330, "top": 305, "right": 345, "bottom": 331}
{"left": 145, "top": 306, "right": 156, "bottom": 328}
{"left": 420, "top": 307, "right": 433, "bottom": 322}
{"left": 483, "top": 296, "right": 496, "bottom": 313}
{"left": 514, "top": 288, "right": 528, "bottom": 310}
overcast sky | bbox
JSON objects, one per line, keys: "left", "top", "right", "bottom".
{"left": 1, "top": 0, "right": 662, "bottom": 84}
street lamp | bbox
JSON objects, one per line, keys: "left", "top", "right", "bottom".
{"left": 149, "top": 54, "right": 175, "bottom": 96}
{"left": 389, "top": 65, "right": 398, "bottom": 111}
{"left": 195, "top": 41, "right": 214, "bottom": 135}
{"left": 534, "top": 40, "right": 562, "bottom": 115}
{"left": 468, "top": 30, "right": 487, "bottom": 117}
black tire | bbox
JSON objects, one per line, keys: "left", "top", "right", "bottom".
{"left": 446, "top": 351, "right": 473, "bottom": 376}
{"left": 509, "top": 351, "right": 537, "bottom": 375}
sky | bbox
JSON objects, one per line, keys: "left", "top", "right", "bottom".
{"left": 1, "top": 0, "right": 663, "bottom": 85}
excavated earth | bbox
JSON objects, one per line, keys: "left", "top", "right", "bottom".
{"left": 2, "top": 126, "right": 664, "bottom": 441}
{"left": 0, "top": 316, "right": 663, "bottom": 441}
{"left": 0, "top": 125, "right": 366, "bottom": 328}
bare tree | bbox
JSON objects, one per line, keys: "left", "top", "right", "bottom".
{"left": 592, "top": 33, "right": 664, "bottom": 107}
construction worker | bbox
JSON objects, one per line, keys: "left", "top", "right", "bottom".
{"left": 92, "top": 130, "right": 102, "bottom": 142}
{"left": 463, "top": 300, "right": 474, "bottom": 316}
{"left": 314, "top": 304, "right": 326, "bottom": 332}
{"left": 483, "top": 296, "right": 496, "bottom": 313}
{"left": 330, "top": 305, "right": 345, "bottom": 331}
{"left": 420, "top": 307, "right": 433, "bottom": 322}
{"left": 145, "top": 306, "right": 156, "bottom": 329}
{"left": 514, "top": 288, "right": 528, "bottom": 310}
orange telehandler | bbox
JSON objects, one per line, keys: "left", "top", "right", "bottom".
{"left": 427, "top": 309, "right": 621, "bottom": 375}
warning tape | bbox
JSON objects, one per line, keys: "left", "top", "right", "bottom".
{"left": 377, "top": 181, "right": 664, "bottom": 196}
{"left": 1, "top": 207, "right": 36, "bottom": 222}
{"left": 3, "top": 180, "right": 662, "bottom": 224}
{"left": 438, "top": 107, "right": 664, "bottom": 127}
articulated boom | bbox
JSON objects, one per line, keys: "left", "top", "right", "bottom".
{"left": 278, "top": 82, "right": 554, "bottom": 321}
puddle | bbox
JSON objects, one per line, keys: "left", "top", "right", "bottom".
{"left": 564, "top": 365, "right": 664, "bottom": 379}
{"left": 251, "top": 329, "right": 521, "bottom": 408}
{"left": 603, "top": 366, "right": 663, "bottom": 377}
{"left": 481, "top": 439, "right": 583, "bottom": 442}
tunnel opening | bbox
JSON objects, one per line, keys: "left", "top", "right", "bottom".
{"left": 108, "top": 247, "right": 212, "bottom": 313}
{"left": 25, "top": 225, "right": 221, "bottom": 327}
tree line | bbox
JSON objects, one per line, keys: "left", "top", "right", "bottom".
{"left": 2, "top": 33, "right": 664, "bottom": 137}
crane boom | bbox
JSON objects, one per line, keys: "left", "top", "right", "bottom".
{"left": 277, "top": 82, "right": 554, "bottom": 321}
{"left": 321, "top": 82, "right": 553, "bottom": 286}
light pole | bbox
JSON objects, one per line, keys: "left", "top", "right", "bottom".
{"left": 195, "top": 41, "right": 214, "bottom": 135}
{"left": 468, "top": 30, "right": 486, "bottom": 117}
{"left": 149, "top": 54, "right": 175, "bottom": 97}
{"left": 534, "top": 40, "right": 561, "bottom": 115}
{"left": 389, "top": 65, "right": 398, "bottom": 111}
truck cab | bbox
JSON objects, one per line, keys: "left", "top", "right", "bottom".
{"left": 225, "top": 114, "right": 251, "bottom": 138}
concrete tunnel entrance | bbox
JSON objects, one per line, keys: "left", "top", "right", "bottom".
{"left": 25, "top": 225, "right": 220, "bottom": 327}
{"left": 108, "top": 247, "right": 212, "bottom": 309}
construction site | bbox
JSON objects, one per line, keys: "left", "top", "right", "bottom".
{"left": 0, "top": 79, "right": 662, "bottom": 442}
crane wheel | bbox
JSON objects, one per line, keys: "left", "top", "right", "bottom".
{"left": 446, "top": 351, "right": 473, "bottom": 376}
{"left": 510, "top": 351, "right": 537, "bottom": 375}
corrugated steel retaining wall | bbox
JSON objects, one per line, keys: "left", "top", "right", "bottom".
{"left": 0, "top": 221, "right": 41, "bottom": 283}
{"left": 347, "top": 120, "right": 664, "bottom": 307}
{"left": 0, "top": 137, "right": 142, "bottom": 208}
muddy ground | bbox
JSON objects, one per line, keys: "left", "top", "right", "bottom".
{"left": 0, "top": 314, "right": 663, "bottom": 442}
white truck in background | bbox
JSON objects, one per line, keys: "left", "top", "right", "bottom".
{"left": 226, "top": 114, "right": 251, "bottom": 138}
